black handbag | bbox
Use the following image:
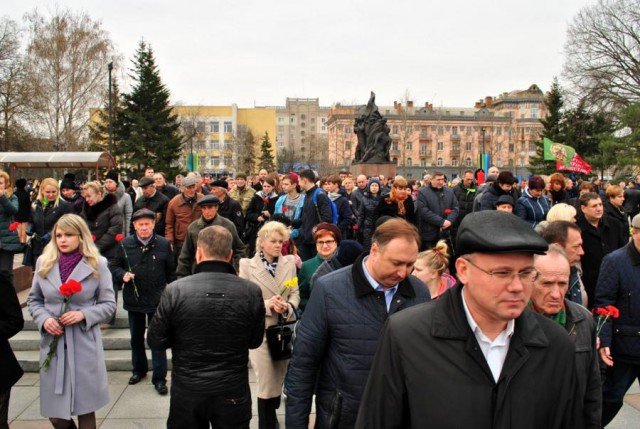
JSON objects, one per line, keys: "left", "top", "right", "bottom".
{"left": 265, "top": 315, "right": 297, "bottom": 361}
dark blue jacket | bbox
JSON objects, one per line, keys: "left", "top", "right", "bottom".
{"left": 594, "top": 241, "right": 640, "bottom": 364}
{"left": 331, "top": 193, "right": 354, "bottom": 239}
{"left": 515, "top": 188, "right": 550, "bottom": 228}
{"left": 285, "top": 253, "right": 430, "bottom": 429}
{"left": 416, "top": 185, "right": 459, "bottom": 243}
{"left": 292, "top": 185, "right": 333, "bottom": 245}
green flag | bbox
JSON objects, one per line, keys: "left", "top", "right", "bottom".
{"left": 543, "top": 138, "right": 575, "bottom": 168}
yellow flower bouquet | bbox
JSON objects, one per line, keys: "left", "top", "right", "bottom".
{"left": 280, "top": 277, "right": 298, "bottom": 296}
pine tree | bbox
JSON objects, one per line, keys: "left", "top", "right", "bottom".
{"left": 529, "top": 78, "right": 564, "bottom": 175}
{"left": 118, "top": 41, "right": 182, "bottom": 177}
{"left": 258, "top": 131, "right": 276, "bottom": 172}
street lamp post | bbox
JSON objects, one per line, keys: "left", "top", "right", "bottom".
{"left": 107, "top": 62, "right": 113, "bottom": 154}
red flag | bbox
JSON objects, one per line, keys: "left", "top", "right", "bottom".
{"left": 556, "top": 153, "right": 591, "bottom": 175}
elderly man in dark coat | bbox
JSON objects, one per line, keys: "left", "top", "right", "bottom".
{"left": 356, "top": 211, "right": 579, "bottom": 429}
{"left": 529, "top": 246, "right": 601, "bottom": 428}
{"left": 111, "top": 209, "right": 176, "bottom": 395}
{"left": 133, "top": 177, "right": 170, "bottom": 237}
{"left": 285, "top": 219, "right": 430, "bottom": 429}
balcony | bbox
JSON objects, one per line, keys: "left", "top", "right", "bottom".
{"left": 390, "top": 149, "right": 401, "bottom": 156}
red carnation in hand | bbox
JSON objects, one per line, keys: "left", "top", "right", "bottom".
{"left": 8, "top": 221, "right": 20, "bottom": 232}
{"left": 282, "top": 207, "right": 288, "bottom": 212}
{"left": 352, "top": 225, "right": 359, "bottom": 230}
{"left": 597, "top": 307, "right": 608, "bottom": 316}
{"left": 444, "top": 209, "right": 452, "bottom": 215}
{"left": 59, "top": 279, "right": 82, "bottom": 296}
{"left": 605, "top": 305, "right": 620, "bottom": 318}
{"left": 263, "top": 197, "right": 269, "bottom": 203}
{"left": 91, "top": 235, "right": 96, "bottom": 241}
{"left": 115, "top": 233, "right": 124, "bottom": 242}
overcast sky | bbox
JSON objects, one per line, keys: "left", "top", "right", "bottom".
{"left": 7, "top": 0, "right": 593, "bottom": 108}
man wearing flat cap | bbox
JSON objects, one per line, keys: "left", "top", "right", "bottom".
{"left": 133, "top": 176, "right": 170, "bottom": 237}
{"left": 111, "top": 209, "right": 176, "bottom": 395}
{"left": 356, "top": 211, "right": 580, "bottom": 429}
{"left": 176, "top": 195, "right": 245, "bottom": 277}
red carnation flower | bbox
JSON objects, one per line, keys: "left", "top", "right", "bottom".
{"left": 605, "top": 305, "right": 620, "bottom": 318}
{"left": 115, "top": 233, "right": 124, "bottom": 242}
{"left": 91, "top": 235, "right": 96, "bottom": 241}
{"left": 8, "top": 221, "right": 20, "bottom": 232}
{"left": 263, "top": 197, "right": 269, "bottom": 203}
{"left": 444, "top": 209, "right": 453, "bottom": 215}
{"left": 596, "top": 308, "right": 608, "bottom": 316}
{"left": 282, "top": 207, "right": 288, "bottom": 212}
{"left": 352, "top": 225, "right": 359, "bottom": 230}
{"left": 59, "top": 279, "right": 82, "bottom": 297}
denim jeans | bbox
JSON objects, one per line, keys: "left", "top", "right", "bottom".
{"left": 601, "top": 360, "right": 640, "bottom": 426}
{"left": 128, "top": 311, "right": 167, "bottom": 384}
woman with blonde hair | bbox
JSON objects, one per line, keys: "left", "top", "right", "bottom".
{"left": 26, "top": 177, "right": 73, "bottom": 267}
{"left": 28, "top": 214, "right": 116, "bottom": 429}
{"left": 547, "top": 203, "right": 578, "bottom": 223}
{"left": 239, "top": 221, "right": 299, "bottom": 429}
{"left": 374, "top": 176, "right": 415, "bottom": 224}
{"left": 412, "top": 240, "right": 456, "bottom": 299}
{"left": 0, "top": 170, "right": 23, "bottom": 284}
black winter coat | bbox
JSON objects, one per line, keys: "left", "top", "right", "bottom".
{"left": 13, "top": 188, "right": 31, "bottom": 222}
{"left": 147, "top": 260, "right": 265, "bottom": 395}
{"left": 29, "top": 199, "right": 73, "bottom": 262}
{"left": 355, "top": 285, "right": 580, "bottom": 429}
{"left": 218, "top": 196, "right": 245, "bottom": 235}
{"left": 604, "top": 200, "right": 629, "bottom": 248}
{"left": 331, "top": 194, "right": 354, "bottom": 238}
{"left": 452, "top": 182, "right": 477, "bottom": 227}
{"left": 285, "top": 254, "right": 430, "bottom": 429}
{"left": 577, "top": 215, "right": 626, "bottom": 308}
{"left": 623, "top": 188, "right": 640, "bottom": 220}
{"left": 110, "top": 234, "right": 176, "bottom": 313}
{"left": 479, "top": 182, "right": 518, "bottom": 211}
{"left": 595, "top": 241, "right": 640, "bottom": 364}
{"left": 81, "top": 193, "right": 123, "bottom": 261}
{"left": 133, "top": 191, "right": 169, "bottom": 236}
{"left": 357, "top": 193, "right": 380, "bottom": 250}
{"left": 0, "top": 271, "right": 24, "bottom": 391}
{"left": 374, "top": 195, "right": 415, "bottom": 225}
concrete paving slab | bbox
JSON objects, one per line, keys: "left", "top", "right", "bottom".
{"left": 14, "top": 372, "right": 39, "bottom": 386}
{"left": 98, "top": 418, "right": 167, "bottom": 429}
{"left": 7, "top": 386, "right": 38, "bottom": 421}
{"left": 104, "top": 384, "right": 171, "bottom": 419}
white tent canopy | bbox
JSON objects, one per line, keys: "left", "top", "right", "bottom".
{"left": 0, "top": 152, "right": 116, "bottom": 181}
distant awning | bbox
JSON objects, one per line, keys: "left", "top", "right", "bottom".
{"left": 0, "top": 152, "right": 115, "bottom": 169}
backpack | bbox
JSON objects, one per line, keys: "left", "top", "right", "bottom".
{"left": 312, "top": 188, "right": 339, "bottom": 225}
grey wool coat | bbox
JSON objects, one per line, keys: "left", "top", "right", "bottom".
{"left": 27, "top": 256, "right": 116, "bottom": 419}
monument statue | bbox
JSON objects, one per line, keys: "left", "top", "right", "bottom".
{"left": 353, "top": 92, "right": 392, "bottom": 163}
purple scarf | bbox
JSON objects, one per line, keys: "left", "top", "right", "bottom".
{"left": 59, "top": 250, "right": 83, "bottom": 283}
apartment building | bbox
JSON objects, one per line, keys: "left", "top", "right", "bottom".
{"left": 326, "top": 84, "right": 546, "bottom": 179}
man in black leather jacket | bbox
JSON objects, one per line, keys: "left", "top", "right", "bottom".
{"left": 148, "top": 225, "right": 264, "bottom": 429}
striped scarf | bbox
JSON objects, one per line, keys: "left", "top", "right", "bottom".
{"left": 260, "top": 251, "right": 278, "bottom": 277}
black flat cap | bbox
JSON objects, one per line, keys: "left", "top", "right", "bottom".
{"left": 197, "top": 195, "right": 220, "bottom": 206}
{"left": 496, "top": 195, "right": 515, "bottom": 207}
{"left": 210, "top": 180, "right": 228, "bottom": 189}
{"left": 131, "top": 208, "right": 156, "bottom": 222}
{"left": 457, "top": 211, "right": 548, "bottom": 256}
{"left": 139, "top": 177, "right": 155, "bottom": 187}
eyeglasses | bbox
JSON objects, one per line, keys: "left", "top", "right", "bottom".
{"left": 463, "top": 258, "right": 538, "bottom": 285}
{"left": 316, "top": 239, "right": 336, "bottom": 247}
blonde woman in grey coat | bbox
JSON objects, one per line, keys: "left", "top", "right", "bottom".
{"left": 28, "top": 214, "right": 116, "bottom": 429}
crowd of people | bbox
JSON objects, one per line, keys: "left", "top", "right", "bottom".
{"left": 1, "top": 164, "right": 639, "bottom": 428}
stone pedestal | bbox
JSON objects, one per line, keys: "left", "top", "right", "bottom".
{"left": 350, "top": 162, "right": 396, "bottom": 180}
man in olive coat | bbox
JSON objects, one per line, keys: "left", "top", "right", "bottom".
{"left": 356, "top": 211, "right": 579, "bottom": 429}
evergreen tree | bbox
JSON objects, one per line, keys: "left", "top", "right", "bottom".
{"left": 118, "top": 41, "right": 182, "bottom": 177}
{"left": 89, "top": 74, "right": 123, "bottom": 153}
{"left": 258, "top": 131, "right": 276, "bottom": 172}
{"left": 529, "top": 78, "right": 564, "bottom": 175}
